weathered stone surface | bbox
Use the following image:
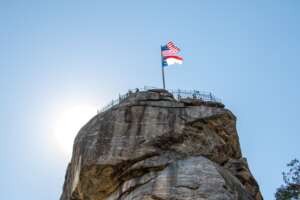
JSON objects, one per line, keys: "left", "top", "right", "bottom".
{"left": 60, "top": 90, "right": 263, "bottom": 200}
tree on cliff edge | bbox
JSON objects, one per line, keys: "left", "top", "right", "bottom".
{"left": 275, "top": 159, "right": 300, "bottom": 200}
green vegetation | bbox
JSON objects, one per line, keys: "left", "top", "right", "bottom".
{"left": 275, "top": 159, "right": 300, "bottom": 200}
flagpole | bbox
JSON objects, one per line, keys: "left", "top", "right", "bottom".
{"left": 162, "top": 66, "right": 166, "bottom": 89}
{"left": 161, "top": 45, "right": 166, "bottom": 89}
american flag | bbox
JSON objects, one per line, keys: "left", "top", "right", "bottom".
{"left": 161, "top": 41, "right": 183, "bottom": 67}
{"left": 161, "top": 41, "right": 181, "bottom": 56}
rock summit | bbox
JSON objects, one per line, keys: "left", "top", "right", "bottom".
{"left": 60, "top": 89, "right": 262, "bottom": 200}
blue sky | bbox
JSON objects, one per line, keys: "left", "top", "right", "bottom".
{"left": 1, "top": 1, "right": 300, "bottom": 199}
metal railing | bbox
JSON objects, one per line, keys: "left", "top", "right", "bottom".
{"left": 98, "top": 86, "right": 222, "bottom": 113}
{"left": 169, "top": 89, "right": 221, "bottom": 103}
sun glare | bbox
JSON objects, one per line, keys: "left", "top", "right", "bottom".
{"left": 54, "top": 105, "right": 97, "bottom": 156}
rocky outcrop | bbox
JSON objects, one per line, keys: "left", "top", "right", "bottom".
{"left": 60, "top": 89, "right": 263, "bottom": 200}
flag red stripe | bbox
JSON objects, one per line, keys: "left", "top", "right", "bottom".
{"left": 164, "top": 55, "right": 183, "bottom": 60}
{"left": 162, "top": 50, "right": 175, "bottom": 56}
{"left": 167, "top": 42, "right": 180, "bottom": 52}
{"left": 167, "top": 41, "right": 180, "bottom": 51}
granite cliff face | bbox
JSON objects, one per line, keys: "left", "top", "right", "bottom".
{"left": 60, "top": 89, "right": 263, "bottom": 200}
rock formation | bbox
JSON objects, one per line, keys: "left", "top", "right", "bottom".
{"left": 60, "top": 89, "right": 263, "bottom": 200}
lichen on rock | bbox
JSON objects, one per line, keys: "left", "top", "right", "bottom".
{"left": 60, "top": 89, "right": 263, "bottom": 200}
